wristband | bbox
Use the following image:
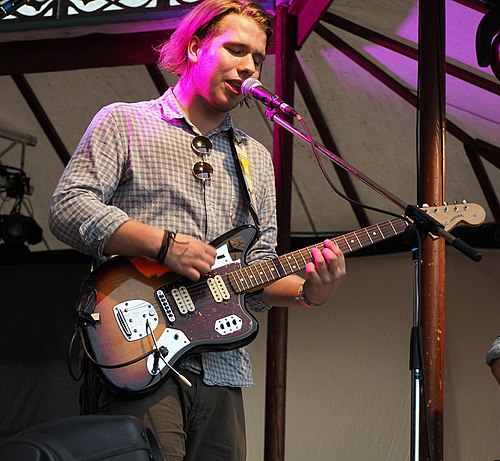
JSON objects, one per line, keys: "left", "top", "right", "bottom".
{"left": 156, "top": 230, "right": 174, "bottom": 264}
{"left": 294, "top": 284, "right": 323, "bottom": 307}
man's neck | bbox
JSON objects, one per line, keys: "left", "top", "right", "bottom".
{"left": 173, "top": 82, "right": 227, "bottom": 135}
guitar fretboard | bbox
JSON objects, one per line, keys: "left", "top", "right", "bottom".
{"left": 228, "top": 218, "right": 408, "bottom": 293}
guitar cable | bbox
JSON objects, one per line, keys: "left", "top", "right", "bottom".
{"left": 146, "top": 320, "right": 192, "bottom": 387}
{"left": 71, "top": 326, "right": 155, "bottom": 371}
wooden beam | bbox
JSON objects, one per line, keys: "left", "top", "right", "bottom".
{"left": 294, "top": 55, "right": 370, "bottom": 228}
{"left": 289, "top": 0, "right": 333, "bottom": 49}
{"left": 145, "top": 63, "right": 169, "bottom": 95}
{"left": 11, "top": 74, "right": 70, "bottom": 165}
{"left": 417, "top": 1, "right": 446, "bottom": 460}
{"left": 0, "top": 31, "right": 167, "bottom": 75}
{"left": 322, "top": 12, "right": 500, "bottom": 97}
{"left": 464, "top": 144, "right": 500, "bottom": 221}
{"left": 314, "top": 24, "right": 499, "bottom": 221}
{"left": 451, "top": 0, "right": 489, "bottom": 14}
{"left": 264, "top": 5, "right": 296, "bottom": 461}
{"left": 314, "top": 24, "right": 418, "bottom": 107}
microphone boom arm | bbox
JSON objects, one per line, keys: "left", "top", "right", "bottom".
{"left": 265, "top": 108, "right": 482, "bottom": 261}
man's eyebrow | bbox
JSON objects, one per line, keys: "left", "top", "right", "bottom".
{"left": 227, "top": 41, "right": 266, "bottom": 61}
{"left": 254, "top": 51, "right": 266, "bottom": 63}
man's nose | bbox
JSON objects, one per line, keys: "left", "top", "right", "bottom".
{"left": 239, "top": 54, "right": 257, "bottom": 76}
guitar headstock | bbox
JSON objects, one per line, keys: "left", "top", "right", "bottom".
{"left": 418, "top": 201, "right": 486, "bottom": 238}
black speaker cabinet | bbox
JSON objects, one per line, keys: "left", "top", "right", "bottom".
{"left": 0, "top": 415, "right": 163, "bottom": 461}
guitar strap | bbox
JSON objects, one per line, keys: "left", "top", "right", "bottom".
{"left": 229, "top": 128, "right": 261, "bottom": 234}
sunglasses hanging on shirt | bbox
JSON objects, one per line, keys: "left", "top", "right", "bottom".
{"left": 191, "top": 135, "right": 214, "bottom": 183}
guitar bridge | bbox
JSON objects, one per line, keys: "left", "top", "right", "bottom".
{"left": 113, "top": 300, "right": 159, "bottom": 341}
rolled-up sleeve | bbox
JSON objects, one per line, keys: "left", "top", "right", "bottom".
{"left": 49, "top": 105, "right": 131, "bottom": 258}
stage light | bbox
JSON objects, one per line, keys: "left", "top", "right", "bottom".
{"left": 476, "top": 3, "right": 500, "bottom": 80}
{"left": 0, "top": 213, "right": 43, "bottom": 245}
{"left": 491, "top": 33, "right": 500, "bottom": 79}
{"left": 0, "top": 166, "right": 42, "bottom": 247}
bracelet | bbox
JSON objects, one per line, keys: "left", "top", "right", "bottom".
{"left": 294, "top": 284, "right": 323, "bottom": 307}
{"left": 156, "top": 230, "right": 174, "bottom": 264}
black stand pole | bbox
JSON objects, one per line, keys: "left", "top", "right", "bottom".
{"left": 409, "top": 237, "right": 424, "bottom": 461}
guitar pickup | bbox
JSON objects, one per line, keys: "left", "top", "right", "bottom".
{"left": 171, "top": 286, "right": 195, "bottom": 315}
{"left": 207, "top": 274, "right": 230, "bottom": 303}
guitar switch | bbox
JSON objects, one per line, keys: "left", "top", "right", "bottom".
{"left": 215, "top": 315, "right": 243, "bottom": 336}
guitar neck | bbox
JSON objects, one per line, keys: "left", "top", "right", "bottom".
{"left": 228, "top": 217, "right": 408, "bottom": 293}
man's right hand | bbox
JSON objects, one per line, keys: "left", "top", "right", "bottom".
{"left": 104, "top": 221, "right": 216, "bottom": 282}
{"left": 164, "top": 232, "right": 217, "bottom": 281}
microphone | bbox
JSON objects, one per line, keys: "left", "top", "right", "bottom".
{"left": 241, "top": 78, "right": 302, "bottom": 120}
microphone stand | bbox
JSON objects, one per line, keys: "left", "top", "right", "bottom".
{"left": 264, "top": 107, "right": 482, "bottom": 461}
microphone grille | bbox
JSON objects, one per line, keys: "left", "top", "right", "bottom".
{"left": 241, "top": 78, "right": 261, "bottom": 97}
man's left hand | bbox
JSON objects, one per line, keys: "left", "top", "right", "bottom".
{"left": 302, "top": 239, "right": 346, "bottom": 305}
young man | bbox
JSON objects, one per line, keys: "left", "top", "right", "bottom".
{"left": 49, "top": 1, "right": 346, "bottom": 459}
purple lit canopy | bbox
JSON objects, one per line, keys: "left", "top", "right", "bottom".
{"left": 0, "top": 0, "right": 498, "bottom": 250}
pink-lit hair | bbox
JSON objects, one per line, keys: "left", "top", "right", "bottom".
{"left": 157, "top": 0, "right": 273, "bottom": 76}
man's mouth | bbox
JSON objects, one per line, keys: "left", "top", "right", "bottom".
{"left": 227, "top": 80, "right": 242, "bottom": 94}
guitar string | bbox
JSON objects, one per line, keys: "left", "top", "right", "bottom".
{"left": 129, "top": 218, "right": 408, "bottom": 321}
{"left": 162, "top": 218, "right": 407, "bottom": 301}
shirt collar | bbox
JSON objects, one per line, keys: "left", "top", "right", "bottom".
{"left": 159, "top": 88, "right": 244, "bottom": 142}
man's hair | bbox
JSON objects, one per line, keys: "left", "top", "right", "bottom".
{"left": 157, "top": 0, "right": 273, "bottom": 76}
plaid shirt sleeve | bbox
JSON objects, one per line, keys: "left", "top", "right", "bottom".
{"left": 49, "top": 104, "right": 132, "bottom": 258}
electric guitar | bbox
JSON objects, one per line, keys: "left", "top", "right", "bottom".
{"left": 77, "top": 202, "right": 485, "bottom": 394}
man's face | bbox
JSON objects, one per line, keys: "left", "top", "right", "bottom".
{"left": 188, "top": 13, "right": 267, "bottom": 113}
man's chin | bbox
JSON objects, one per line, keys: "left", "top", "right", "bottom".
{"left": 214, "top": 97, "right": 243, "bottom": 114}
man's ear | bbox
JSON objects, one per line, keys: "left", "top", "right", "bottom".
{"left": 187, "top": 36, "right": 201, "bottom": 65}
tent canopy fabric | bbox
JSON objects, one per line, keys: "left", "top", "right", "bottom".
{"left": 0, "top": 0, "right": 498, "bottom": 252}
